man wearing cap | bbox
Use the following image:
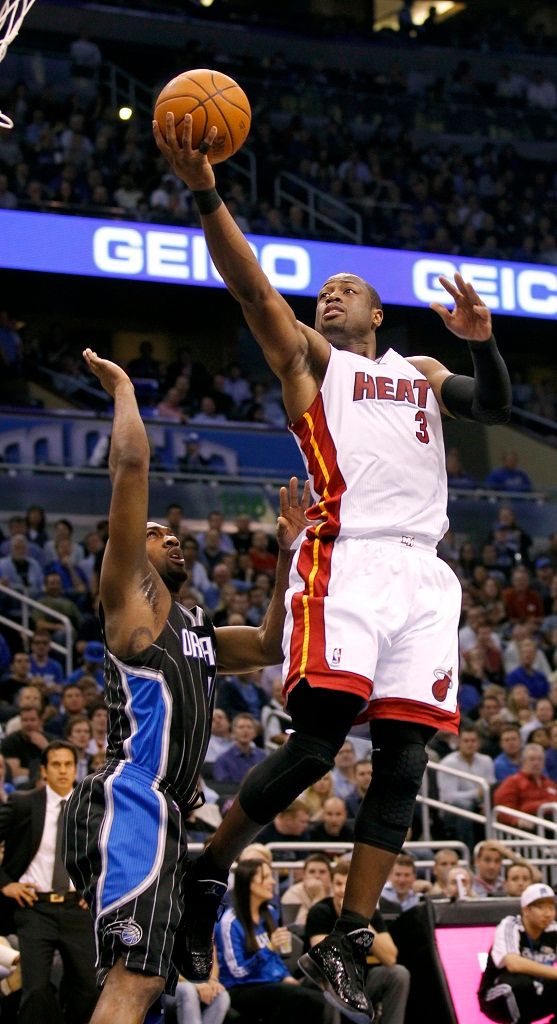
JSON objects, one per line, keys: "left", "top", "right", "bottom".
{"left": 478, "top": 882, "right": 557, "bottom": 1022}
{"left": 66, "top": 641, "right": 105, "bottom": 689}
{"left": 178, "top": 432, "right": 219, "bottom": 473}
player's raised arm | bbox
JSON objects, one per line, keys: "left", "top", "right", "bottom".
{"left": 215, "top": 477, "right": 310, "bottom": 673}
{"left": 153, "top": 113, "right": 315, "bottom": 380}
{"left": 82, "top": 350, "right": 150, "bottom": 613}
{"left": 411, "top": 273, "right": 512, "bottom": 423}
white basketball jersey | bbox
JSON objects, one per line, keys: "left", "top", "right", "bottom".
{"left": 289, "top": 345, "right": 449, "bottom": 544}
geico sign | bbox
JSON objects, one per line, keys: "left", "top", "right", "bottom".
{"left": 413, "top": 258, "right": 557, "bottom": 317}
{"left": 92, "top": 227, "right": 311, "bottom": 290}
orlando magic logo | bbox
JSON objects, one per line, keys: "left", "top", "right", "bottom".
{"left": 104, "top": 918, "right": 143, "bottom": 946}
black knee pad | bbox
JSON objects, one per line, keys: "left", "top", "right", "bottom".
{"left": 238, "top": 731, "right": 339, "bottom": 825}
{"left": 354, "top": 721, "right": 432, "bottom": 854}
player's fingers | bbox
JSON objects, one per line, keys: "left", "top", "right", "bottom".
{"left": 473, "top": 305, "right": 491, "bottom": 319}
{"left": 455, "top": 272, "right": 483, "bottom": 306}
{"left": 301, "top": 480, "right": 311, "bottom": 509}
{"left": 430, "top": 303, "right": 452, "bottom": 324}
{"left": 180, "top": 112, "right": 195, "bottom": 151}
{"left": 289, "top": 475, "right": 299, "bottom": 506}
{"left": 437, "top": 276, "right": 460, "bottom": 301}
{"left": 152, "top": 119, "right": 164, "bottom": 144}
{"left": 198, "top": 125, "right": 218, "bottom": 155}
{"left": 163, "top": 110, "right": 182, "bottom": 150}
{"left": 278, "top": 485, "right": 288, "bottom": 515}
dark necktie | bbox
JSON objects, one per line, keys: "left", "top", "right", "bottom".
{"left": 51, "top": 799, "right": 70, "bottom": 894}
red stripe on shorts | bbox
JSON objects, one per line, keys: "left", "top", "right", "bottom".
{"left": 287, "top": 394, "right": 349, "bottom": 689}
{"left": 361, "top": 696, "right": 460, "bottom": 734}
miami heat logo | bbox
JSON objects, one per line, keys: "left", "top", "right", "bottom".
{"left": 432, "top": 667, "right": 453, "bottom": 702}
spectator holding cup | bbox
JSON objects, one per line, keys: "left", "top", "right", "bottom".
{"left": 215, "top": 858, "right": 326, "bottom": 1024}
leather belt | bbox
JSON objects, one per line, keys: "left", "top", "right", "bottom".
{"left": 34, "top": 891, "right": 78, "bottom": 903}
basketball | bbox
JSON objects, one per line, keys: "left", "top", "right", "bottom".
{"left": 153, "top": 69, "right": 251, "bottom": 165}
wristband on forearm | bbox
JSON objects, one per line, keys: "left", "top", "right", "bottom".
{"left": 192, "top": 188, "right": 223, "bottom": 215}
{"left": 440, "top": 334, "right": 512, "bottom": 424}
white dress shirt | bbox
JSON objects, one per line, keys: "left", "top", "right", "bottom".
{"left": 19, "top": 785, "right": 75, "bottom": 892}
{"left": 437, "top": 751, "right": 495, "bottom": 809}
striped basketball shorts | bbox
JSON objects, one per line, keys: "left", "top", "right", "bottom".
{"left": 282, "top": 534, "right": 462, "bottom": 734}
{"left": 64, "top": 762, "right": 187, "bottom": 992}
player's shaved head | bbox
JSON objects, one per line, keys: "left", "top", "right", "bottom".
{"left": 322, "top": 273, "right": 382, "bottom": 311}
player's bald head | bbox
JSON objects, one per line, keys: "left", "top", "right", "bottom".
{"left": 323, "top": 273, "right": 382, "bottom": 311}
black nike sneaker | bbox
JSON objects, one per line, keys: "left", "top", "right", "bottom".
{"left": 298, "top": 927, "right": 374, "bottom": 1024}
{"left": 173, "top": 866, "right": 228, "bottom": 983}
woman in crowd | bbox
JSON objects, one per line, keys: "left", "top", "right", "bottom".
{"left": 302, "top": 772, "right": 334, "bottom": 822}
{"left": 163, "top": 957, "right": 230, "bottom": 1024}
{"left": 215, "top": 859, "right": 326, "bottom": 1024}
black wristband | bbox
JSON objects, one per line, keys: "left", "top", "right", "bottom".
{"left": 192, "top": 188, "right": 223, "bottom": 215}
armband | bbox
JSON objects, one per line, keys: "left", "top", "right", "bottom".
{"left": 192, "top": 188, "right": 223, "bottom": 215}
{"left": 441, "top": 335, "right": 512, "bottom": 424}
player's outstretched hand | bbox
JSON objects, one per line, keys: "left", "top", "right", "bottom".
{"left": 430, "top": 273, "right": 492, "bottom": 342}
{"left": 83, "top": 349, "right": 133, "bottom": 397}
{"left": 153, "top": 112, "right": 217, "bottom": 191}
{"left": 276, "top": 477, "right": 311, "bottom": 551}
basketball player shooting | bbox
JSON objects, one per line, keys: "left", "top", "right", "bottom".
{"left": 63, "top": 349, "right": 310, "bottom": 1024}
{"left": 154, "top": 111, "right": 512, "bottom": 1024}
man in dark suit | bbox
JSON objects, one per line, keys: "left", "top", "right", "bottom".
{"left": 0, "top": 740, "right": 97, "bottom": 1023}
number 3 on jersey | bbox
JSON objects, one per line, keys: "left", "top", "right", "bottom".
{"left": 415, "top": 410, "right": 429, "bottom": 444}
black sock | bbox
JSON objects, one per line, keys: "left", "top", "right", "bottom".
{"left": 333, "top": 910, "right": 370, "bottom": 936}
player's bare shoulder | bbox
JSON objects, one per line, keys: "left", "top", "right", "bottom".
{"left": 408, "top": 355, "right": 452, "bottom": 413}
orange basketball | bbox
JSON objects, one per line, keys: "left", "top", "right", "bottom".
{"left": 153, "top": 68, "right": 251, "bottom": 165}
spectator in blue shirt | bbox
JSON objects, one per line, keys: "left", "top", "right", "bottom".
{"left": 47, "top": 683, "right": 87, "bottom": 737}
{"left": 216, "top": 670, "right": 268, "bottom": 722}
{"left": 213, "top": 713, "right": 266, "bottom": 784}
{"left": 28, "top": 631, "right": 65, "bottom": 686}
{"left": 445, "top": 447, "right": 477, "bottom": 489}
{"left": 485, "top": 451, "right": 533, "bottom": 492}
{"left": 0, "top": 633, "right": 11, "bottom": 675}
{"left": 44, "top": 536, "right": 89, "bottom": 610}
{"left": 494, "top": 725, "right": 523, "bottom": 783}
{"left": 545, "top": 722, "right": 557, "bottom": 782}
{"left": 506, "top": 640, "right": 549, "bottom": 700}
{"left": 66, "top": 640, "right": 104, "bottom": 689}
{"left": 215, "top": 858, "right": 325, "bottom": 1024}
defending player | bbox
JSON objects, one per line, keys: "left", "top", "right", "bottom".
{"left": 154, "top": 112, "right": 512, "bottom": 1023}
{"left": 64, "top": 350, "right": 310, "bottom": 1024}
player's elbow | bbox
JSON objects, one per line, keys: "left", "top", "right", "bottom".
{"left": 471, "top": 402, "right": 512, "bottom": 425}
{"left": 238, "top": 275, "right": 275, "bottom": 308}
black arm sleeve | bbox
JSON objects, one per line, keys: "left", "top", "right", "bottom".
{"left": 440, "top": 334, "right": 512, "bottom": 424}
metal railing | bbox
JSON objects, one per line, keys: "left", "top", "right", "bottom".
{"left": 419, "top": 759, "right": 494, "bottom": 842}
{"left": 274, "top": 172, "right": 363, "bottom": 244}
{"left": 0, "top": 583, "right": 73, "bottom": 676}
{"left": 512, "top": 406, "right": 557, "bottom": 444}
